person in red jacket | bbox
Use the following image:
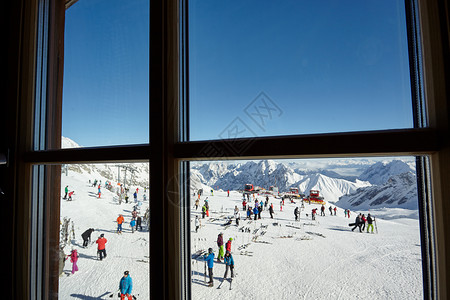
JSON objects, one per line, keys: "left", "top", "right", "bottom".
{"left": 225, "top": 238, "right": 233, "bottom": 253}
{"left": 96, "top": 234, "right": 107, "bottom": 260}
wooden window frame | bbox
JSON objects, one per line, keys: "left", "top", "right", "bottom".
{"left": 4, "top": 0, "right": 449, "bottom": 299}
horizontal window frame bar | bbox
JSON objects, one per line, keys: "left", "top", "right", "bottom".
{"left": 175, "top": 128, "right": 440, "bottom": 160}
{"left": 23, "top": 144, "right": 151, "bottom": 164}
{"left": 22, "top": 128, "right": 440, "bottom": 164}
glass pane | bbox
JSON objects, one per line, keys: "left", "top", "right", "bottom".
{"left": 58, "top": 162, "right": 149, "bottom": 299}
{"left": 62, "top": 0, "right": 149, "bottom": 148}
{"left": 189, "top": 1, "right": 413, "bottom": 140}
{"left": 190, "top": 157, "right": 423, "bottom": 298}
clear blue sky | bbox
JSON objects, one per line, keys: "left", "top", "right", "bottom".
{"left": 63, "top": 0, "right": 412, "bottom": 146}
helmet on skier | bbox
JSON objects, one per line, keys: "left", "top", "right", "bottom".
{"left": 208, "top": 248, "right": 213, "bottom": 253}
{"left": 100, "top": 233, "right": 104, "bottom": 238}
{"left": 229, "top": 238, "right": 233, "bottom": 241}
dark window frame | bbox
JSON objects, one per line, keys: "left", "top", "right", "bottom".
{"left": 5, "top": 0, "right": 449, "bottom": 299}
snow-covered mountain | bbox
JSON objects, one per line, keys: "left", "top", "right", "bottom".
{"left": 337, "top": 171, "right": 418, "bottom": 210}
{"left": 358, "top": 160, "right": 415, "bottom": 185}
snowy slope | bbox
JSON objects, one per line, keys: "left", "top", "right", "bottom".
{"left": 58, "top": 160, "right": 423, "bottom": 299}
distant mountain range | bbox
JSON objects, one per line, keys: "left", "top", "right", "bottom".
{"left": 62, "top": 136, "right": 418, "bottom": 210}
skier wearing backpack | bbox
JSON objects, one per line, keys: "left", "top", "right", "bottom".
{"left": 203, "top": 248, "right": 215, "bottom": 287}
{"left": 81, "top": 228, "right": 95, "bottom": 247}
{"left": 119, "top": 271, "right": 133, "bottom": 300}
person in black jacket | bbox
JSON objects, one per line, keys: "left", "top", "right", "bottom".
{"left": 351, "top": 214, "right": 362, "bottom": 232}
{"left": 81, "top": 228, "right": 95, "bottom": 247}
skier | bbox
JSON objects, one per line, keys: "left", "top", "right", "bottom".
{"left": 117, "top": 214, "right": 125, "bottom": 234}
{"left": 217, "top": 233, "right": 224, "bottom": 262}
{"left": 234, "top": 210, "right": 240, "bottom": 226}
{"left": 119, "top": 271, "right": 133, "bottom": 300}
{"left": 205, "top": 200, "right": 210, "bottom": 217}
{"left": 98, "top": 184, "right": 101, "bottom": 198}
{"left": 333, "top": 206, "right": 337, "bottom": 216}
{"left": 132, "top": 209, "right": 138, "bottom": 219}
{"left": 195, "top": 216, "right": 201, "bottom": 233}
{"left": 201, "top": 204, "right": 206, "bottom": 219}
{"left": 133, "top": 191, "right": 138, "bottom": 203}
{"left": 320, "top": 204, "right": 325, "bottom": 216}
{"left": 81, "top": 228, "right": 95, "bottom": 247}
{"left": 347, "top": 210, "right": 351, "bottom": 218}
{"left": 68, "top": 190, "right": 74, "bottom": 201}
{"left": 280, "top": 200, "right": 283, "bottom": 212}
{"left": 203, "top": 248, "right": 215, "bottom": 287}
{"left": 223, "top": 251, "right": 235, "bottom": 280}
{"left": 294, "top": 207, "right": 299, "bottom": 221}
{"left": 367, "top": 214, "right": 375, "bottom": 233}
{"left": 227, "top": 190, "right": 230, "bottom": 197}
{"left": 258, "top": 205, "right": 262, "bottom": 220}
{"left": 269, "top": 203, "right": 274, "bottom": 219}
{"left": 351, "top": 214, "right": 362, "bottom": 232}
{"left": 253, "top": 206, "right": 259, "bottom": 221}
{"left": 195, "top": 198, "right": 200, "bottom": 210}
{"left": 67, "top": 247, "right": 79, "bottom": 274}
{"left": 96, "top": 234, "right": 107, "bottom": 260}
{"left": 242, "top": 199, "right": 247, "bottom": 211}
{"left": 344, "top": 209, "right": 347, "bottom": 218}
{"left": 246, "top": 207, "right": 252, "bottom": 220}
{"left": 329, "top": 206, "right": 333, "bottom": 215}
{"left": 136, "top": 216, "right": 142, "bottom": 231}
{"left": 361, "top": 214, "right": 367, "bottom": 231}
{"left": 130, "top": 218, "right": 136, "bottom": 233}
{"left": 64, "top": 185, "right": 69, "bottom": 199}
{"left": 260, "top": 200, "right": 264, "bottom": 211}
{"left": 312, "top": 208, "right": 317, "bottom": 220}
{"left": 225, "top": 238, "right": 233, "bottom": 253}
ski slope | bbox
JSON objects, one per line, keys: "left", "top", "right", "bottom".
{"left": 58, "top": 170, "right": 423, "bottom": 299}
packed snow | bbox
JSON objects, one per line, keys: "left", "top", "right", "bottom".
{"left": 58, "top": 167, "right": 423, "bottom": 299}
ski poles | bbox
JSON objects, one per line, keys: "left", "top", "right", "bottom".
{"left": 374, "top": 218, "right": 378, "bottom": 234}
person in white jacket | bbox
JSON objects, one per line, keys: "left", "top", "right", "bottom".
{"left": 234, "top": 210, "right": 240, "bottom": 226}
{"left": 194, "top": 216, "right": 201, "bottom": 233}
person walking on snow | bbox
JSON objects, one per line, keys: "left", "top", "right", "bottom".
{"left": 225, "top": 238, "right": 233, "bottom": 253}
{"left": 223, "top": 251, "right": 235, "bottom": 280}
{"left": 64, "top": 185, "right": 69, "bottom": 199}
{"left": 242, "top": 199, "right": 247, "bottom": 211}
{"left": 130, "top": 218, "right": 136, "bottom": 233}
{"left": 68, "top": 190, "right": 74, "bottom": 201}
{"left": 351, "top": 214, "right": 362, "bottom": 232}
{"left": 203, "top": 248, "right": 215, "bottom": 287}
{"left": 96, "top": 234, "right": 107, "bottom": 260}
{"left": 269, "top": 203, "right": 274, "bottom": 219}
{"left": 81, "top": 228, "right": 95, "bottom": 247}
{"left": 329, "top": 206, "right": 333, "bottom": 215}
{"left": 136, "top": 216, "right": 142, "bottom": 231}
{"left": 294, "top": 207, "right": 299, "bottom": 221}
{"left": 361, "top": 214, "right": 367, "bottom": 231}
{"left": 227, "top": 190, "right": 230, "bottom": 197}
{"left": 253, "top": 206, "right": 259, "bottom": 221}
{"left": 67, "top": 247, "right": 79, "bottom": 274}
{"left": 320, "top": 204, "right": 325, "bottom": 216}
{"left": 344, "top": 209, "right": 347, "bottom": 218}
{"left": 195, "top": 198, "right": 200, "bottom": 210}
{"left": 234, "top": 210, "right": 240, "bottom": 226}
{"left": 367, "top": 214, "right": 375, "bottom": 233}
{"left": 195, "top": 216, "right": 201, "bottom": 233}
{"left": 117, "top": 214, "right": 125, "bottom": 234}
{"left": 217, "top": 233, "right": 224, "bottom": 262}
{"left": 334, "top": 206, "right": 337, "bottom": 216}
{"left": 119, "top": 271, "right": 133, "bottom": 300}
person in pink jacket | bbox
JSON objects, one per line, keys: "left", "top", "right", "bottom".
{"left": 67, "top": 248, "right": 79, "bottom": 274}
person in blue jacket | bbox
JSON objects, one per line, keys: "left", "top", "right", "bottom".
{"left": 119, "top": 271, "right": 133, "bottom": 300}
{"left": 203, "top": 248, "right": 215, "bottom": 287}
{"left": 253, "top": 206, "right": 259, "bottom": 221}
{"left": 223, "top": 251, "right": 235, "bottom": 279}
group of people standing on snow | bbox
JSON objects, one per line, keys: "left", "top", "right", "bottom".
{"left": 351, "top": 213, "right": 376, "bottom": 233}
{"left": 202, "top": 233, "right": 235, "bottom": 287}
